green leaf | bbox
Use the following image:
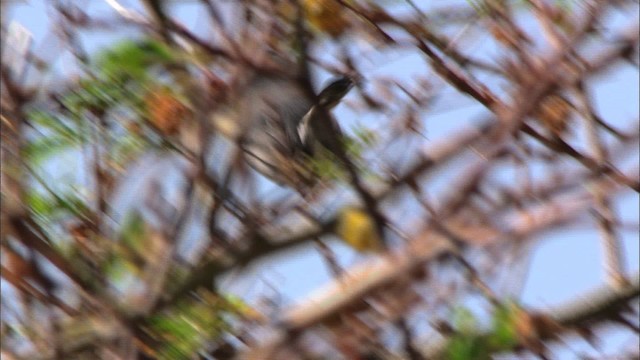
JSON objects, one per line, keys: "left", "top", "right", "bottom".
{"left": 23, "top": 134, "right": 77, "bottom": 165}
{"left": 104, "top": 255, "right": 138, "bottom": 283}
{"left": 57, "top": 193, "right": 91, "bottom": 217}
{"left": 119, "top": 211, "right": 147, "bottom": 250}
{"left": 444, "top": 308, "right": 492, "bottom": 360}
{"left": 96, "top": 39, "right": 174, "bottom": 81}
{"left": 111, "top": 133, "right": 147, "bottom": 167}
{"left": 28, "top": 111, "right": 77, "bottom": 138}
{"left": 352, "top": 127, "right": 378, "bottom": 147}
{"left": 452, "top": 307, "right": 477, "bottom": 334}
{"left": 148, "top": 293, "right": 236, "bottom": 360}
{"left": 446, "top": 334, "right": 491, "bottom": 360}
{"left": 24, "top": 111, "right": 81, "bottom": 164}
{"left": 488, "top": 301, "right": 521, "bottom": 350}
{"left": 25, "top": 191, "right": 56, "bottom": 218}
{"left": 25, "top": 190, "right": 90, "bottom": 222}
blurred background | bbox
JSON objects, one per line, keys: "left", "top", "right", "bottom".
{"left": 1, "top": 0, "right": 638, "bottom": 359}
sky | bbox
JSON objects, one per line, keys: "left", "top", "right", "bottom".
{"left": 3, "top": 1, "right": 639, "bottom": 358}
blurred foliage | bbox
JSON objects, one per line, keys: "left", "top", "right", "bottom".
{"left": 119, "top": 211, "right": 147, "bottom": 249}
{"left": 146, "top": 291, "right": 247, "bottom": 360}
{"left": 25, "top": 189, "right": 89, "bottom": 223}
{"left": 24, "top": 110, "right": 81, "bottom": 165}
{"left": 20, "top": 39, "right": 185, "bottom": 240}
{"left": 96, "top": 39, "right": 175, "bottom": 83}
{"left": 8, "top": 21, "right": 343, "bottom": 353}
{"left": 445, "top": 302, "right": 525, "bottom": 360}
{"left": 23, "top": 38, "right": 186, "bottom": 186}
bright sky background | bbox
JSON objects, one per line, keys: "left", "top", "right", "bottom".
{"left": 3, "top": 1, "right": 639, "bottom": 358}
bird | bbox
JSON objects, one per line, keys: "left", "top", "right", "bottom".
{"left": 210, "top": 72, "right": 355, "bottom": 188}
{"left": 297, "top": 76, "right": 354, "bottom": 156}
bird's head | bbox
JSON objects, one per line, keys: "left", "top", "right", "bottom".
{"left": 318, "top": 76, "right": 355, "bottom": 108}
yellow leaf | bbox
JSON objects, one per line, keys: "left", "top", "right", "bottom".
{"left": 279, "top": 0, "right": 351, "bottom": 37}
{"left": 335, "top": 207, "right": 383, "bottom": 253}
{"left": 304, "top": 0, "right": 350, "bottom": 37}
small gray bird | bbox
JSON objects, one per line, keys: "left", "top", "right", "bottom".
{"left": 211, "top": 73, "right": 354, "bottom": 187}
